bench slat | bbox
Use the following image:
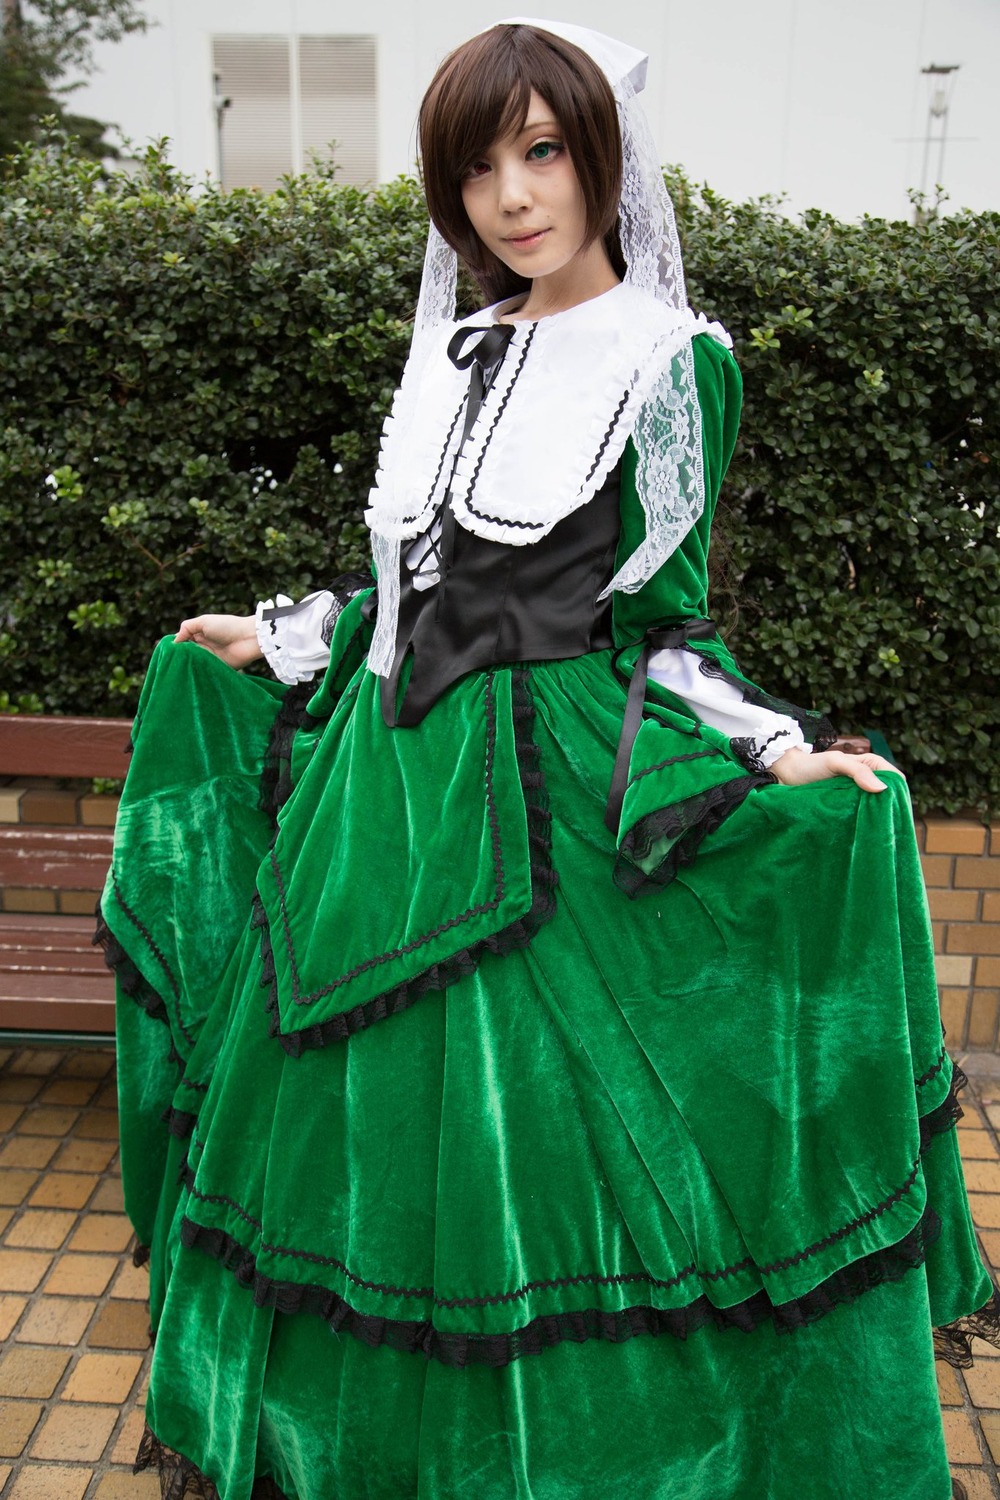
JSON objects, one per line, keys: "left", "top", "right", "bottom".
{"left": 0, "top": 826, "right": 114, "bottom": 892}
{"left": 0, "top": 914, "right": 100, "bottom": 933}
{"left": 0, "top": 972, "right": 114, "bottom": 1001}
{"left": 0, "top": 944, "right": 107, "bottom": 974}
{"left": 0, "top": 995, "right": 115, "bottom": 1033}
{"left": 0, "top": 716, "right": 133, "bottom": 779}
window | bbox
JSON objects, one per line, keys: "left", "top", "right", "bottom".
{"left": 213, "top": 34, "right": 377, "bottom": 190}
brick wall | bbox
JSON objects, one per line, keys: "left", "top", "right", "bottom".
{"left": 920, "top": 816, "right": 1000, "bottom": 1051}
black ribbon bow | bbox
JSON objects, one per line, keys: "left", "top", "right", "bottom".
{"left": 447, "top": 323, "right": 517, "bottom": 373}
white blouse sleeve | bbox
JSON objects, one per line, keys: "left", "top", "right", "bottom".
{"left": 254, "top": 591, "right": 334, "bottom": 686}
{"left": 647, "top": 647, "right": 811, "bottom": 770}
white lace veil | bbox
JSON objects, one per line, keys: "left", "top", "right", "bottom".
{"left": 368, "top": 18, "right": 722, "bottom": 676}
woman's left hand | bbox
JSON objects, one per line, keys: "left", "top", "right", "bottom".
{"left": 769, "top": 747, "right": 902, "bottom": 793}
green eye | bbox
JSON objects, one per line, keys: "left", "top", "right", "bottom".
{"left": 529, "top": 141, "right": 561, "bottom": 161}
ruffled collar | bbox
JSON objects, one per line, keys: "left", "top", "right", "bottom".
{"left": 364, "top": 283, "right": 727, "bottom": 550}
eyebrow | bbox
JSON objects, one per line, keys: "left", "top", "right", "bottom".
{"left": 518, "top": 119, "right": 560, "bottom": 134}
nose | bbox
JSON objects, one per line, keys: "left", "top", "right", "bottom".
{"left": 494, "top": 159, "right": 531, "bottom": 215}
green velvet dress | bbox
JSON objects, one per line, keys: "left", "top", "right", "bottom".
{"left": 102, "top": 334, "right": 992, "bottom": 1500}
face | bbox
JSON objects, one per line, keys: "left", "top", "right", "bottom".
{"left": 460, "top": 89, "right": 591, "bottom": 288}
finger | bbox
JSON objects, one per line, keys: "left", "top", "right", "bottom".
{"left": 174, "top": 618, "right": 204, "bottom": 643}
{"left": 859, "top": 753, "right": 906, "bottom": 780}
{"left": 841, "top": 761, "right": 887, "bottom": 793}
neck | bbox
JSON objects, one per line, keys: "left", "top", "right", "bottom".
{"left": 502, "top": 241, "right": 621, "bottom": 322}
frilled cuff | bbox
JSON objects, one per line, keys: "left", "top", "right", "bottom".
{"left": 647, "top": 646, "right": 810, "bottom": 772}
{"left": 255, "top": 591, "right": 334, "bottom": 686}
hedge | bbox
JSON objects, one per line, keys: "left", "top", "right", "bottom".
{"left": 0, "top": 138, "right": 997, "bottom": 814}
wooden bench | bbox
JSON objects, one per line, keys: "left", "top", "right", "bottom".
{"left": 0, "top": 716, "right": 132, "bottom": 1040}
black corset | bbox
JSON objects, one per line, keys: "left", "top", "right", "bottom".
{"left": 377, "top": 468, "right": 621, "bottom": 726}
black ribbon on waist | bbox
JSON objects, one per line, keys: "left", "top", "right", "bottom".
{"left": 604, "top": 619, "right": 719, "bottom": 836}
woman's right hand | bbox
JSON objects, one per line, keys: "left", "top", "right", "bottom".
{"left": 174, "top": 613, "right": 263, "bottom": 670}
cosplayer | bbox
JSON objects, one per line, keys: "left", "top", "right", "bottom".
{"left": 100, "top": 18, "right": 995, "bottom": 1500}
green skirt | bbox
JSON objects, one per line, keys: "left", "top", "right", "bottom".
{"left": 103, "top": 604, "right": 993, "bottom": 1500}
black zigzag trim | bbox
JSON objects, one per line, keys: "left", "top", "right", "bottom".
{"left": 255, "top": 669, "right": 557, "bottom": 1056}
{"left": 179, "top": 1204, "right": 941, "bottom": 1371}
{"left": 582, "top": 387, "right": 630, "bottom": 487}
{"left": 694, "top": 650, "right": 836, "bottom": 751}
{"left": 178, "top": 1065, "right": 965, "bottom": 1369}
{"left": 94, "top": 907, "right": 170, "bottom": 1028}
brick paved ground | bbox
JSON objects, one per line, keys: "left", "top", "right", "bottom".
{"left": 2, "top": 1045, "right": 1000, "bottom": 1498}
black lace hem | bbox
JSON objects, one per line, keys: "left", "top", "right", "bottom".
{"left": 693, "top": 649, "right": 837, "bottom": 754}
{"left": 135, "top": 1423, "right": 290, "bottom": 1500}
{"left": 255, "top": 669, "right": 558, "bottom": 1057}
{"left": 93, "top": 908, "right": 170, "bottom": 1027}
{"left": 178, "top": 1040, "right": 966, "bottom": 1298}
{"left": 922, "top": 1061, "right": 965, "bottom": 1143}
{"left": 179, "top": 1204, "right": 942, "bottom": 1370}
{"left": 935, "top": 1285, "right": 1000, "bottom": 1369}
{"left": 95, "top": 906, "right": 208, "bottom": 1140}
{"left": 258, "top": 681, "right": 315, "bottom": 824}
{"left": 177, "top": 1072, "right": 965, "bottom": 1369}
{"left": 614, "top": 772, "right": 774, "bottom": 898}
{"left": 903, "top": 1061, "right": 997, "bottom": 1372}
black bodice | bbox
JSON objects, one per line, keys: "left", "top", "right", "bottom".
{"left": 376, "top": 465, "right": 622, "bottom": 726}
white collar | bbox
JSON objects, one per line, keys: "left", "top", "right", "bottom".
{"left": 364, "top": 285, "right": 730, "bottom": 677}
{"left": 365, "top": 283, "right": 722, "bottom": 548}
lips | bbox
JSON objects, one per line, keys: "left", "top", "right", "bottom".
{"left": 504, "top": 229, "right": 549, "bottom": 246}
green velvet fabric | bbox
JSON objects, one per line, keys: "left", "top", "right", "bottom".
{"left": 104, "top": 334, "right": 991, "bottom": 1500}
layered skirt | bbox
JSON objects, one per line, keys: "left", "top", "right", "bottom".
{"left": 102, "top": 601, "right": 993, "bottom": 1499}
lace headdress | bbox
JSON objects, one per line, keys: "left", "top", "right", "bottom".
{"left": 365, "top": 18, "right": 730, "bottom": 676}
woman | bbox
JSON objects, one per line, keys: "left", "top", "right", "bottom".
{"left": 102, "top": 20, "right": 994, "bottom": 1500}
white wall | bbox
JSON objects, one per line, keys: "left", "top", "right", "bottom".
{"left": 72, "top": 0, "right": 999, "bottom": 220}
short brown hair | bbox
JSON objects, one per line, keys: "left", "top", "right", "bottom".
{"left": 418, "top": 24, "right": 624, "bottom": 305}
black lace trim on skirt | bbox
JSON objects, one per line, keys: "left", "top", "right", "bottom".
{"left": 258, "top": 681, "right": 316, "bottom": 825}
{"left": 177, "top": 1071, "right": 965, "bottom": 1370}
{"left": 162, "top": 1106, "right": 198, "bottom": 1140}
{"left": 923, "top": 1060, "right": 965, "bottom": 1142}
{"left": 897, "top": 1060, "right": 1000, "bottom": 1371}
{"left": 614, "top": 772, "right": 774, "bottom": 898}
{"left": 255, "top": 668, "right": 558, "bottom": 1057}
{"left": 135, "top": 1423, "right": 290, "bottom": 1500}
{"left": 95, "top": 907, "right": 208, "bottom": 1143}
{"left": 936, "top": 1285, "right": 1000, "bottom": 1369}
{"left": 179, "top": 1204, "right": 942, "bottom": 1370}
{"left": 94, "top": 907, "right": 169, "bottom": 1027}
{"left": 929, "top": 1064, "right": 1000, "bottom": 1368}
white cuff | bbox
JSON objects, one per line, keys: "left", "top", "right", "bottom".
{"left": 255, "top": 591, "right": 334, "bottom": 685}
{"left": 647, "top": 647, "right": 810, "bottom": 770}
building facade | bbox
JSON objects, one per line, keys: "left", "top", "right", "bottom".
{"left": 72, "top": 0, "right": 999, "bottom": 221}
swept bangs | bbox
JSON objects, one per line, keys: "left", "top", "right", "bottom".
{"left": 418, "top": 24, "right": 623, "bottom": 304}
